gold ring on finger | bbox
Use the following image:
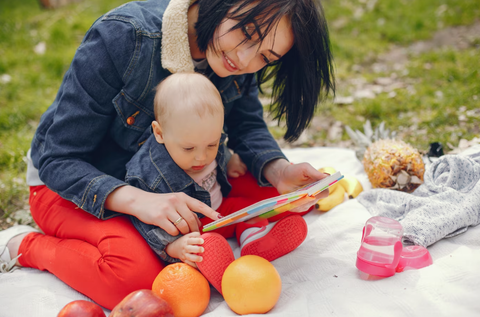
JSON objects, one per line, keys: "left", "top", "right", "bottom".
{"left": 173, "top": 216, "right": 184, "bottom": 226}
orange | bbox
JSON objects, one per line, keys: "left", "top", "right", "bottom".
{"left": 152, "top": 263, "right": 210, "bottom": 317}
{"left": 222, "top": 255, "right": 282, "bottom": 315}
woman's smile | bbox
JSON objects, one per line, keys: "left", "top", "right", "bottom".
{"left": 223, "top": 53, "right": 239, "bottom": 72}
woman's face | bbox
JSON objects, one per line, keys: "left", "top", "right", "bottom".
{"left": 206, "top": 11, "right": 294, "bottom": 77}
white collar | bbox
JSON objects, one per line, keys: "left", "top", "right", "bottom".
{"left": 161, "top": 0, "right": 197, "bottom": 73}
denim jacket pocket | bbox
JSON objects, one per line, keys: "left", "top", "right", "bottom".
{"left": 112, "top": 90, "right": 154, "bottom": 152}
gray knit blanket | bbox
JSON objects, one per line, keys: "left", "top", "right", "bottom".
{"left": 357, "top": 145, "right": 480, "bottom": 247}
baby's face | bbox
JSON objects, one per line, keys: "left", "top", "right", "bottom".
{"left": 161, "top": 111, "right": 223, "bottom": 174}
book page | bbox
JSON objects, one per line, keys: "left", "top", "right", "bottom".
{"left": 203, "top": 172, "right": 343, "bottom": 232}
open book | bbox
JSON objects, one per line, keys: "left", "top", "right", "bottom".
{"left": 203, "top": 171, "right": 343, "bottom": 232}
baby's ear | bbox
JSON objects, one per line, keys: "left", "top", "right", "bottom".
{"left": 152, "top": 121, "right": 164, "bottom": 144}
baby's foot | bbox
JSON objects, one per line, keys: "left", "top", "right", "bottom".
{"left": 196, "top": 233, "right": 234, "bottom": 294}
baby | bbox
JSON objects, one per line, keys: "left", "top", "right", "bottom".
{"left": 127, "top": 72, "right": 230, "bottom": 265}
{"left": 126, "top": 72, "right": 309, "bottom": 293}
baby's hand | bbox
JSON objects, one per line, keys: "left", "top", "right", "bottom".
{"left": 165, "top": 232, "right": 204, "bottom": 268}
{"left": 227, "top": 153, "right": 247, "bottom": 178}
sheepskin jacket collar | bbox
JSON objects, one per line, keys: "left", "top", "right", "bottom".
{"left": 161, "top": 0, "right": 197, "bottom": 73}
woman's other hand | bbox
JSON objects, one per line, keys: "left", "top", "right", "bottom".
{"left": 105, "top": 186, "right": 221, "bottom": 236}
{"left": 263, "top": 159, "right": 330, "bottom": 198}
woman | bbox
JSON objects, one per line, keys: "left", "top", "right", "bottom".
{"left": 0, "top": 0, "right": 334, "bottom": 309}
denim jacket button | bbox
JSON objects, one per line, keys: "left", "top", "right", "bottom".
{"left": 127, "top": 110, "right": 140, "bottom": 125}
{"left": 126, "top": 116, "right": 135, "bottom": 125}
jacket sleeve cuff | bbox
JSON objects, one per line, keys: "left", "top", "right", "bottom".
{"left": 252, "top": 150, "right": 288, "bottom": 187}
{"left": 156, "top": 248, "right": 182, "bottom": 264}
{"left": 146, "top": 228, "right": 182, "bottom": 264}
{"left": 76, "top": 175, "right": 127, "bottom": 219}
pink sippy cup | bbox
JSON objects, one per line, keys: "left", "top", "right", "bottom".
{"left": 356, "top": 216, "right": 404, "bottom": 277}
{"left": 356, "top": 216, "right": 433, "bottom": 277}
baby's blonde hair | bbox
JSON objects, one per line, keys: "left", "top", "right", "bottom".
{"left": 153, "top": 73, "right": 224, "bottom": 127}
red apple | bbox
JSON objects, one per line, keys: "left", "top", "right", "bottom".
{"left": 57, "top": 300, "right": 105, "bottom": 317}
{"left": 110, "top": 289, "right": 174, "bottom": 317}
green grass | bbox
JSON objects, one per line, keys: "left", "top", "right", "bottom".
{"left": 325, "top": 0, "right": 480, "bottom": 68}
{"left": 0, "top": 0, "right": 479, "bottom": 217}
{"left": 0, "top": 0, "right": 125, "bottom": 217}
{"left": 321, "top": 47, "right": 480, "bottom": 151}
{"left": 293, "top": 0, "right": 480, "bottom": 153}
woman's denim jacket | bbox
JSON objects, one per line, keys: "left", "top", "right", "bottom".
{"left": 125, "top": 133, "right": 230, "bottom": 262}
{"left": 30, "top": 0, "right": 286, "bottom": 220}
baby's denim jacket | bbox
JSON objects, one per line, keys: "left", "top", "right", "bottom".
{"left": 125, "top": 133, "right": 230, "bottom": 263}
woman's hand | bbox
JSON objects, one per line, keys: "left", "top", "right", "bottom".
{"left": 105, "top": 186, "right": 221, "bottom": 236}
{"left": 263, "top": 159, "right": 330, "bottom": 199}
{"left": 166, "top": 232, "right": 204, "bottom": 268}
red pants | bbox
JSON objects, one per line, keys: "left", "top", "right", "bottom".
{"left": 20, "top": 173, "right": 308, "bottom": 309}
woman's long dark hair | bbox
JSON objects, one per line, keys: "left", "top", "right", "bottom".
{"left": 196, "top": 0, "right": 335, "bottom": 142}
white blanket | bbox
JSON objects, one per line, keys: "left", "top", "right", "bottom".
{"left": 1, "top": 147, "right": 479, "bottom": 317}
